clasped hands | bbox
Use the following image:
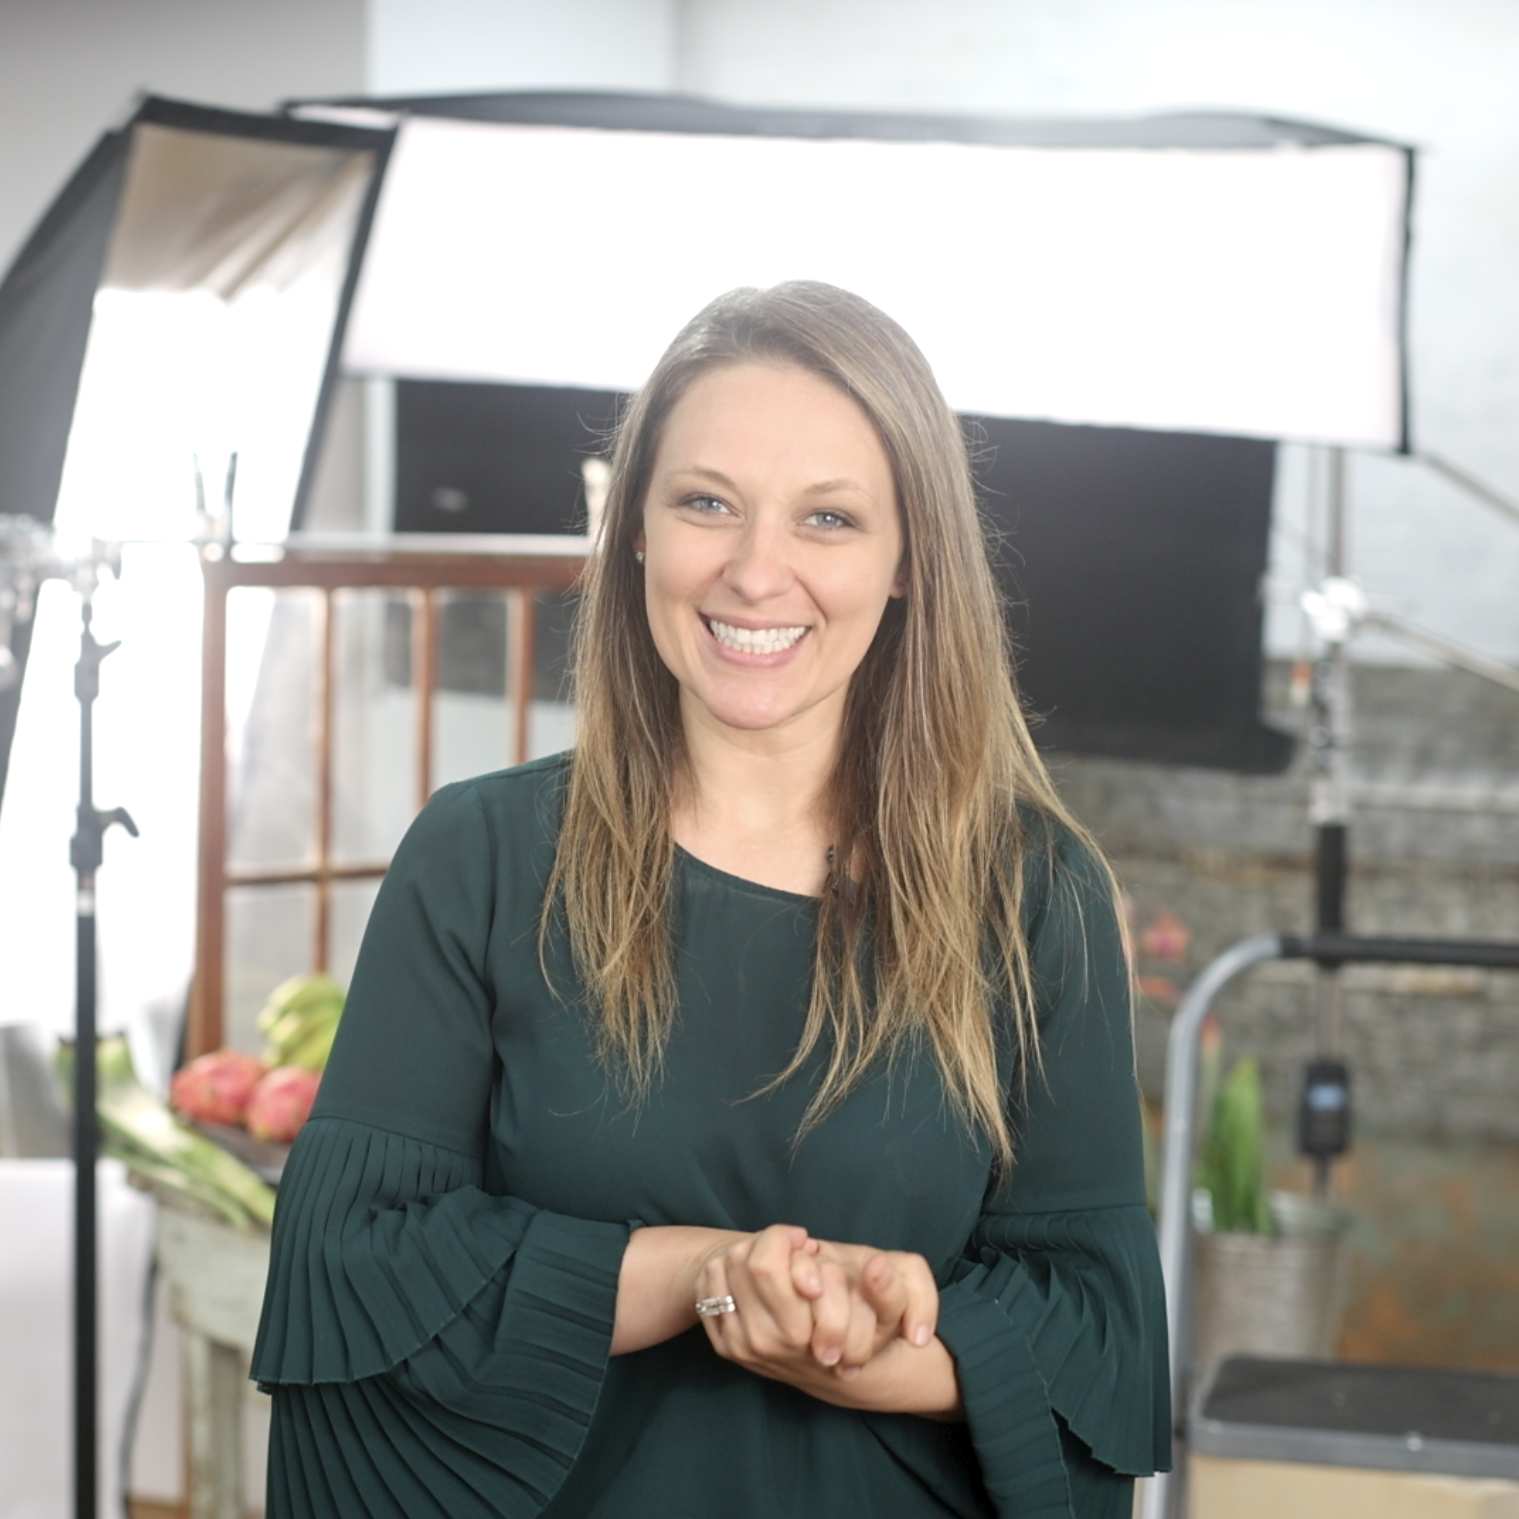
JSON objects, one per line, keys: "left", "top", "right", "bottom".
{"left": 692, "top": 1224, "right": 954, "bottom": 1414}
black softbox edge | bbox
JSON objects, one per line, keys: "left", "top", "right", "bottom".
{"left": 291, "top": 88, "right": 1411, "bottom": 152}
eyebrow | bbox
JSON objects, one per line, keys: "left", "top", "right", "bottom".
{"left": 666, "top": 465, "right": 875, "bottom": 497}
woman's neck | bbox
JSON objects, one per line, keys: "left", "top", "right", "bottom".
{"left": 671, "top": 701, "right": 839, "bottom": 896}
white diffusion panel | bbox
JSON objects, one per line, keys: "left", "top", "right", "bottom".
{"left": 343, "top": 118, "right": 1409, "bottom": 448}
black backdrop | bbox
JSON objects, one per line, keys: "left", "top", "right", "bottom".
{"left": 395, "top": 380, "right": 1292, "bottom": 774}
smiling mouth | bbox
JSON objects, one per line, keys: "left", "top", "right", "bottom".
{"left": 704, "top": 616, "right": 809, "bottom": 655}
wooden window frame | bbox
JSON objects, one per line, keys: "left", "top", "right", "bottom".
{"left": 189, "top": 544, "right": 586, "bottom": 1059}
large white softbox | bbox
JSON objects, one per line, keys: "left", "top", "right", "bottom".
{"left": 305, "top": 93, "right": 1413, "bottom": 451}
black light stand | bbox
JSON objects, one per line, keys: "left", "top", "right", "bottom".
{"left": 68, "top": 565, "right": 137, "bottom": 1519}
{"left": 1298, "top": 449, "right": 1356, "bottom": 1195}
{"left": 1292, "top": 447, "right": 1519, "bottom": 1195}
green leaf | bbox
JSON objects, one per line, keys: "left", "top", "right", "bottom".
{"left": 1198, "top": 1055, "right": 1273, "bottom": 1235}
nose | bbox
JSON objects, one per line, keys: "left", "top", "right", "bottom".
{"left": 722, "top": 515, "right": 795, "bottom": 603}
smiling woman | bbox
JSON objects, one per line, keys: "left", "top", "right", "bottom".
{"left": 253, "top": 282, "right": 1171, "bottom": 1518}
{"left": 637, "top": 362, "right": 906, "bottom": 891}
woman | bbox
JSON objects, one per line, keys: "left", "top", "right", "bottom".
{"left": 253, "top": 281, "right": 1169, "bottom": 1518}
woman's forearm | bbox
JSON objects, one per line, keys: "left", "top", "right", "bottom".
{"left": 786, "top": 1333, "right": 964, "bottom": 1420}
{"left": 611, "top": 1224, "right": 751, "bottom": 1355}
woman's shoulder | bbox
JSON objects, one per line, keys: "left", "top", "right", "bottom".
{"left": 422, "top": 752, "right": 572, "bottom": 826}
{"left": 1010, "top": 799, "right": 1114, "bottom": 932}
{"left": 391, "top": 753, "right": 573, "bottom": 873}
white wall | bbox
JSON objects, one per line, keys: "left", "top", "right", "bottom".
{"left": 369, "top": 0, "right": 678, "bottom": 95}
{"left": 677, "top": 0, "right": 1519, "bottom": 670}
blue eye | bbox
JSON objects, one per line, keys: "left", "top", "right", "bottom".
{"left": 808, "top": 509, "right": 853, "bottom": 530}
{"left": 686, "top": 493, "right": 730, "bottom": 514}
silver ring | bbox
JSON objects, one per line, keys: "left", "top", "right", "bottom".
{"left": 695, "top": 1294, "right": 738, "bottom": 1318}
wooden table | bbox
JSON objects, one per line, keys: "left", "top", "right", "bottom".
{"left": 154, "top": 1202, "right": 271, "bottom": 1519}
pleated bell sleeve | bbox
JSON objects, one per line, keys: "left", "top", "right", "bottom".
{"left": 251, "top": 776, "right": 630, "bottom": 1519}
{"left": 934, "top": 832, "right": 1171, "bottom": 1519}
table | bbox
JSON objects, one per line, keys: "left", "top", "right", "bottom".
{"left": 154, "top": 1202, "right": 270, "bottom": 1519}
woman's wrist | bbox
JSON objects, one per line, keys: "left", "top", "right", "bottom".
{"left": 801, "top": 1334, "right": 964, "bottom": 1420}
{"left": 611, "top": 1224, "right": 750, "bottom": 1355}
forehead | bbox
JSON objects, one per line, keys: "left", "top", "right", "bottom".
{"left": 653, "top": 362, "right": 891, "bottom": 480}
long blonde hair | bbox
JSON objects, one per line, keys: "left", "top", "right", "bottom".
{"left": 545, "top": 281, "right": 1103, "bottom": 1166}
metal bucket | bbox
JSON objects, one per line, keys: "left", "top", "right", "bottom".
{"left": 1193, "top": 1191, "right": 1352, "bottom": 1375}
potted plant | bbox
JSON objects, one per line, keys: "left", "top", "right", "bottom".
{"left": 1192, "top": 1050, "right": 1352, "bottom": 1373}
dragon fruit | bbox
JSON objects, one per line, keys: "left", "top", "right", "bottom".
{"left": 169, "top": 1050, "right": 267, "bottom": 1126}
{"left": 245, "top": 1065, "right": 321, "bottom": 1143}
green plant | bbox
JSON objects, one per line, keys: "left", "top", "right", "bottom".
{"left": 1198, "top": 1055, "right": 1273, "bottom": 1235}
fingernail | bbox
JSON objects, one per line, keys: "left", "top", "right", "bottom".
{"left": 821, "top": 1347, "right": 841, "bottom": 1366}
{"left": 912, "top": 1325, "right": 931, "bottom": 1347}
{"left": 839, "top": 1365, "right": 860, "bottom": 1380}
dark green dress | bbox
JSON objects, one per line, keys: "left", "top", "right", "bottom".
{"left": 252, "top": 755, "right": 1168, "bottom": 1518}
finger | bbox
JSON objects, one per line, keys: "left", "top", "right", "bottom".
{"left": 730, "top": 1225, "right": 813, "bottom": 1349}
{"left": 836, "top": 1286, "right": 881, "bottom": 1373}
{"left": 790, "top": 1245, "right": 823, "bottom": 1301}
{"left": 807, "top": 1261, "right": 854, "bottom": 1368}
{"left": 859, "top": 1253, "right": 909, "bottom": 1333}
{"left": 696, "top": 1252, "right": 740, "bottom": 1356}
{"left": 863, "top": 1252, "right": 938, "bottom": 1347}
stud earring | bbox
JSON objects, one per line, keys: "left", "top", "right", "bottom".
{"left": 635, "top": 550, "right": 645, "bottom": 564}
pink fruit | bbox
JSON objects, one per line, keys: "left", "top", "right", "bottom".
{"left": 245, "top": 1065, "right": 321, "bottom": 1144}
{"left": 170, "top": 1050, "right": 267, "bottom": 1126}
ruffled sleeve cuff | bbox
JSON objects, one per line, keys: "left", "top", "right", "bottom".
{"left": 936, "top": 1203, "right": 1171, "bottom": 1515}
{"left": 252, "top": 1115, "right": 629, "bottom": 1391}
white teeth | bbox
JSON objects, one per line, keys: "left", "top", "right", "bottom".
{"left": 707, "top": 618, "right": 808, "bottom": 655}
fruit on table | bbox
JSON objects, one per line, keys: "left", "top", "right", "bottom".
{"left": 73, "top": 1035, "right": 277, "bottom": 1230}
{"left": 257, "top": 973, "right": 345, "bottom": 1071}
{"left": 170, "top": 1049, "right": 267, "bottom": 1125}
{"left": 246, "top": 1065, "right": 321, "bottom": 1144}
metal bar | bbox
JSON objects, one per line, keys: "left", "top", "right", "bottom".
{"left": 1420, "top": 450, "right": 1519, "bottom": 532}
{"left": 1146, "top": 935, "right": 1285, "bottom": 1519}
{"left": 190, "top": 556, "right": 230, "bottom": 1058}
{"left": 74, "top": 903, "right": 98, "bottom": 1519}
{"left": 1362, "top": 610, "right": 1519, "bottom": 696}
{"left": 313, "top": 588, "right": 335, "bottom": 974}
{"left": 1280, "top": 932, "right": 1519, "bottom": 970}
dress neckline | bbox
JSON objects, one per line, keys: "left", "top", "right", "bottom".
{"left": 673, "top": 843, "right": 821, "bottom": 906}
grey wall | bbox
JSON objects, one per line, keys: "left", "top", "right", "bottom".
{"left": 0, "top": 0, "right": 365, "bottom": 277}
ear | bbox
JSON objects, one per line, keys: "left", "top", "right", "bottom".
{"left": 890, "top": 556, "right": 909, "bottom": 598}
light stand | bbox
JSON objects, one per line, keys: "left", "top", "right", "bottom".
{"left": 70, "top": 577, "right": 137, "bottom": 1519}
{"left": 0, "top": 518, "right": 134, "bottom": 1519}
{"left": 1293, "top": 449, "right": 1519, "bottom": 1195}
{"left": 1299, "top": 451, "right": 1355, "bottom": 1196}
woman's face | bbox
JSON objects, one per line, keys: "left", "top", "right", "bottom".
{"left": 638, "top": 362, "right": 905, "bottom": 748}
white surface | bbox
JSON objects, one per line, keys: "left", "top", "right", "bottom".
{"left": 343, "top": 115, "right": 1409, "bottom": 449}
{"left": 0, "top": 1159, "right": 154, "bottom": 1519}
